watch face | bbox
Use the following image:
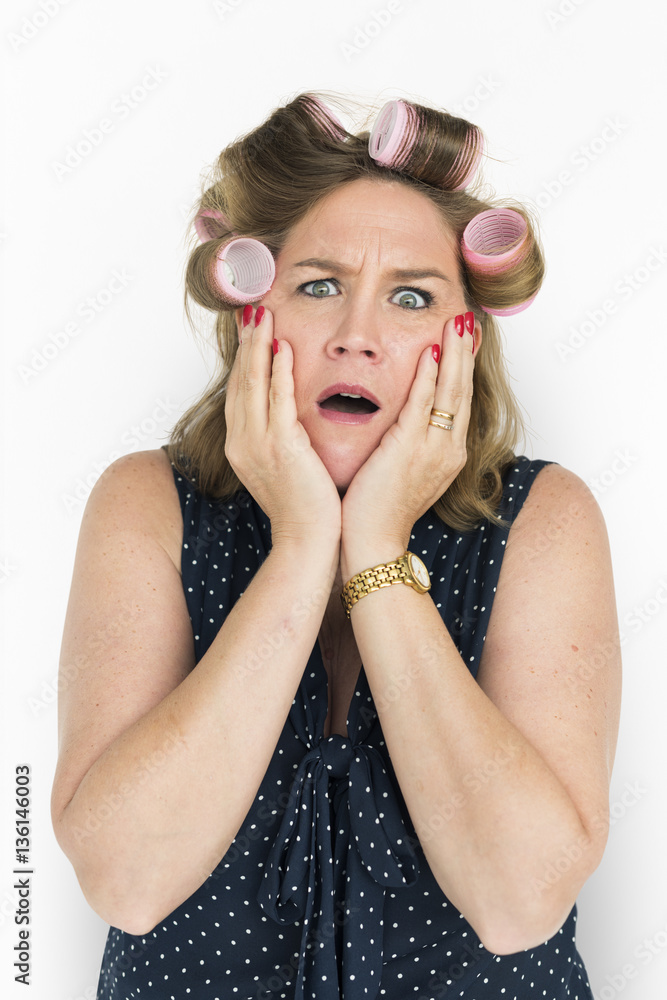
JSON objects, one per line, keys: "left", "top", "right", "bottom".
{"left": 408, "top": 553, "right": 430, "bottom": 590}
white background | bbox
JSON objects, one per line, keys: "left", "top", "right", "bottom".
{"left": 1, "top": 1, "right": 666, "bottom": 998}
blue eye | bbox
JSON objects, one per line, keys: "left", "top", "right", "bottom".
{"left": 300, "top": 279, "right": 338, "bottom": 298}
{"left": 296, "top": 279, "right": 434, "bottom": 309}
{"left": 392, "top": 288, "right": 432, "bottom": 309}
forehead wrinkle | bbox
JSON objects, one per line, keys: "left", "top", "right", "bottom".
{"left": 308, "top": 198, "right": 444, "bottom": 239}
{"left": 300, "top": 225, "right": 444, "bottom": 271}
{"left": 328, "top": 214, "right": 441, "bottom": 251}
{"left": 289, "top": 225, "right": 456, "bottom": 284}
{"left": 337, "top": 208, "right": 431, "bottom": 231}
{"left": 286, "top": 195, "right": 460, "bottom": 286}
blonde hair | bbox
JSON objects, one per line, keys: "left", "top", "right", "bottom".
{"left": 167, "top": 91, "right": 544, "bottom": 531}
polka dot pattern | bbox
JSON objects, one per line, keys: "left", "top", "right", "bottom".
{"left": 96, "top": 454, "right": 593, "bottom": 999}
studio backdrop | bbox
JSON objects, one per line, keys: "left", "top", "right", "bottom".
{"left": 2, "top": 1, "right": 665, "bottom": 998}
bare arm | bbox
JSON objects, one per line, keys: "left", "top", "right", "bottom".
{"left": 340, "top": 464, "right": 621, "bottom": 954}
{"left": 51, "top": 448, "right": 339, "bottom": 936}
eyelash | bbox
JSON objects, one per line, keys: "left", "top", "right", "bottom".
{"left": 296, "top": 278, "right": 434, "bottom": 309}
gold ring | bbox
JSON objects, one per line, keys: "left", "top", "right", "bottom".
{"left": 428, "top": 419, "right": 453, "bottom": 431}
{"left": 431, "top": 408, "right": 455, "bottom": 421}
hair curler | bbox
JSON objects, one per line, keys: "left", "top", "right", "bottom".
{"left": 462, "top": 209, "right": 529, "bottom": 269}
{"left": 368, "top": 100, "right": 415, "bottom": 169}
{"left": 305, "top": 95, "right": 348, "bottom": 141}
{"left": 194, "top": 208, "right": 232, "bottom": 243}
{"left": 194, "top": 208, "right": 275, "bottom": 307}
{"left": 448, "top": 139, "right": 483, "bottom": 192}
{"left": 208, "top": 238, "right": 276, "bottom": 306}
{"left": 368, "top": 99, "right": 482, "bottom": 190}
{"left": 461, "top": 209, "right": 538, "bottom": 316}
{"left": 478, "top": 294, "right": 537, "bottom": 317}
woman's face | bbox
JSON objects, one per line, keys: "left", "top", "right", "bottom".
{"left": 242, "top": 177, "right": 480, "bottom": 493}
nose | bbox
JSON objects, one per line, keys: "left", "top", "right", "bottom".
{"left": 324, "top": 294, "right": 387, "bottom": 361}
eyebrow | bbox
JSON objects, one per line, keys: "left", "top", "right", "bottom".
{"left": 290, "top": 257, "right": 453, "bottom": 284}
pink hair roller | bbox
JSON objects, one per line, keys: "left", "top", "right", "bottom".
{"left": 194, "top": 208, "right": 275, "bottom": 306}
{"left": 195, "top": 208, "right": 231, "bottom": 243}
{"left": 449, "top": 138, "right": 484, "bottom": 191}
{"left": 462, "top": 209, "right": 536, "bottom": 316}
{"left": 368, "top": 99, "right": 482, "bottom": 189}
{"left": 368, "top": 100, "right": 415, "bottom": 168}
{"left": 307, "top": 95, "right": 347, "bottom": 141}
{"left": 481, "top": 294, "right": 537, "bottom": 317}
{"left": 211, "top": 238, "right": 276, "bottom": 306}
{"left": 462, "top": 209, "right": 528, "bottom": 270}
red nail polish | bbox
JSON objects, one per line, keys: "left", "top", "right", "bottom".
{"left": 242, "top": 303, "right": 253, "bottom": 327}
{"left": 255, "top": 306, "right": 265, "bottom": 326}
{"left": 455, "top": 314, "right": 465, "bottom": 337}
{"left": 432, "top": 344, "right": 440, "bottom": 363}
{"left": 272, "top": 338, "right": 279, "bottom": 355}
{"left": 464, "top": 311, "right": 475, "bottom": 334}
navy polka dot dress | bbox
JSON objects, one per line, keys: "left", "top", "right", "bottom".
{"left": 96, "top": 453, "right": 594, "bottom": 1000}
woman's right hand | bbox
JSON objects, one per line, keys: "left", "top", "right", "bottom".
{"left": 224, "top": 303, "right": 342, "bottom": 547}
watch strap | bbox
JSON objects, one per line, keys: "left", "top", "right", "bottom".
{"left": 340, "top": 552, "right": 429, "bottom": 619}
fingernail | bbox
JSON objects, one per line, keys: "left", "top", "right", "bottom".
{"left": 272, "top": 338, "right": 279, "bottom": 355}
{"left": 242, "top": 303, "right": 253, "bottom": 327}
{"left": 432, "top": 344, "right": 440, "bottom": 363}
{"left": 455, "top": 314, "right": 465, "bottom": 337}
{"left": 464, "top": 311, "right": 475, "bottom": 335}
{"left": 255, "top": 306, "right": 265, "bottom": 326}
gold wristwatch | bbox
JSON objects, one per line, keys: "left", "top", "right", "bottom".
{"left": 340, "top": 551, "right": 431, "bottom": 619}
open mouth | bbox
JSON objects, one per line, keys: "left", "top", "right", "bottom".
{"left": 318, "top": 393, "right": 379, "bottom": 414}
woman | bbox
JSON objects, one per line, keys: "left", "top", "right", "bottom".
{"left": 51, "top": 92, "right": 621, "bottom": 1000}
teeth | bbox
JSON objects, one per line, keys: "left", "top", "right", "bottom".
{"left": 339, "top": 392, "right": 362, "bottom": 398}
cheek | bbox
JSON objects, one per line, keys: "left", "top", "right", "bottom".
{"left": 271, "top": 311, "right": 310, "bottom": 360}
{"left": 383, "top": 310, "right": 442, "bottom": 359}
{"left": 256, "top": 284, "right": 292, "bottom": 319}
{"left": 386, "top": 333, "right": 427, "bottom": 362}
{"left": 272, "top": 315, "right": 317, "bottom": 401}
{"left": 262, "top": 289, "right": 303, "bottom": 334}
{"left": 382, "top": 329, "right": 433, "bottom": 382}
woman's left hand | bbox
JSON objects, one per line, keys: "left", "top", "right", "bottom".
{"left": 341, "top": 311, "right": 476, "bottom": 560}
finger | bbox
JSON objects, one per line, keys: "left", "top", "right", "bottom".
{"left": 224, "top": 309, "right": 245, "bottom": 420}
{"left": 395, "top": 337, "right": 440, "bottom": 441}
{"left": 431, "top": 313, "right": 471, "bottom": 438}
{"left": 448, "top": 311, "right": 476, "bottom": 444}
{"left": 225, "top": 303, "right": 254, "bottom": 439}
{"left": 239, "top": 303, "right": 272, "bottom": 435}
{"left": 223, "top": 314, "right": 246, "bottom": 441}
{"left": 268, "top": 335, "right": 300, "bottom": 433}
{"left": 457, "top": 315, "right": 476, "bottom": 434}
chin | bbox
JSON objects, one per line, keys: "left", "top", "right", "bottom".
{"left": 315, "top": 442, "right": 368, "bottom": 495}
{"left": 301, "top": 411, "right": 384, "bottom": 494}
{"left": 324, "top": 456, "right": 360, "bottom": 496}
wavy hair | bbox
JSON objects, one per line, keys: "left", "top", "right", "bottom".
{"left": 166, "top": 91, "right": 544, "bottom": 531}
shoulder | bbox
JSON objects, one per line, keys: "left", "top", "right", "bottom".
{"left": 83, "top": 448, "right": 184, "bottom": 573}
{"left": 516, "top": 459, "right": 592, "bottom": 505}
{"left": 481, "top": 461, "right": 616, "bottom": 663}
{"left": 503, "top": 461, "right": 608, "bottom": 564}
{"left": 481, "top": 459, "right": 619, "bottom": 706}
{"left": 87, "top": 447, "right": 180, "bottom": 512}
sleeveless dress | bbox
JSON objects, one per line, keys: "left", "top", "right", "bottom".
{"left": 96, "top": 452, "right": 594, "bottom": 1000}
